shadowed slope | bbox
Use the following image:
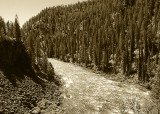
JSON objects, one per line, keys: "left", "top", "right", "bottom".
{"left": 0, "top": 37, "right": 45, "bottom": 86}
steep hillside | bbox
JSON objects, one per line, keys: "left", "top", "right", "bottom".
{"left": 0, "top": 37, "right": 62, "bottom": 113}
{"left": 0, "top": 16, "right": 62, "bottom": 113}
{"left": 22, "top": 0, "right": 160, "bottom": 81}
{"left": 22, "top": 0, "right": 160, "bottom": 101}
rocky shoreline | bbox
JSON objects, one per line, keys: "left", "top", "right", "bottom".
{"left": 0, "top": 71, "right": 63, "bottom": 114}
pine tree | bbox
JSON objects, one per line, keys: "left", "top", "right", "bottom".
{"left": 14, "top": 15, "right": 21, "bottom": 42}
{"left": 0, "top": 17, "right": 6, "bottom": 38}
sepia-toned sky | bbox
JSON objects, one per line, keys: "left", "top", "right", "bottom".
{"left": 0, "top": 0, "right": 88, "bottom": 26}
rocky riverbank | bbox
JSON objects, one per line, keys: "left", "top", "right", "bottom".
{"left": 0, "top": 71, "right": 63, "bottom": 114}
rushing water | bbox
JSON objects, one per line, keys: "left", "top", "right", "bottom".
{"left": 49, "top": 58, "right": 150, "bottom": 114}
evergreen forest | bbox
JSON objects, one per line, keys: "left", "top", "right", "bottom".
{"left": 21, "top": 0, "right": 160, "bottom": 82}
{"left": 0, "top": 0, "right": 160, "bottom": 113}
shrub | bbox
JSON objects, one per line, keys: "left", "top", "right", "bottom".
{"left": 151, "top": 62, "right": 160, "bottom": 112}
{"left": 151, "top": 72, "right": 160, "bottom": 99}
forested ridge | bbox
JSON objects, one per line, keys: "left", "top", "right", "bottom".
{"left": 22, "top": 0, "right": 160, "bottom": 82}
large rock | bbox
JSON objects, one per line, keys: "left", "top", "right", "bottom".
{"left": 32, "top": 107, "right": 40, "bottom": 114}
{"left": 32, "top": 99, "right": 58, "bottom": 114}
